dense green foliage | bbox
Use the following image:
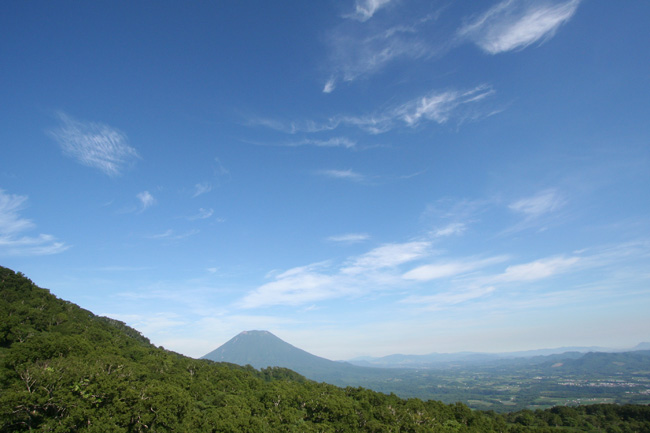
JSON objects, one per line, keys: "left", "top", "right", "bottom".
{"left": 1, "top": 266, "right": 649, "bottom": 432}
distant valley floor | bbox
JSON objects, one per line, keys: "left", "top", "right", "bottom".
{"left": 323, "top": 354, "right": 650, "bottom": 412}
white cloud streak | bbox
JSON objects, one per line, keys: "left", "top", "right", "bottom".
{"left": 355, "top": 84, "right": 496, "bottom": 132}
{"left": 235, "top": 182, "right": 635, "bottom": 313}
{"left": 241, "top": 271, "right": 341, "bottom": 308}
{"left": 188, "top": 208, "right": 214, "bottom": 221}
{"left": 323, "top": 0, "right": 580, "bottom": 92}
{"left": 400, "top": 255, "right": 581, "bottom": 312}
{"left": 403, "top": 262, "right": 471, "bottom": 281}
{"left": 263, "top": 85, "right": 496, "bottom": 136}
{"left": 0, "top": 191, "right": 33, "bottom": 235}
{"left": 149, "top": 229, "right": 200, "bottom": 240}
{"left": 214, "top": 158, "right": 230, "bottom": 177}
{"left": 509, "top": 189, "right": 565, "bottom": 217}
{"left": 327, "top": 233, "right": 371, "bottom": 243}
{"left": 149, "top": 229, "right": 173, "bottom": 239}
{"left": 323, "top": 78, "right": 337, "bottom": 94}
{"left": 316, "top": 169, "right": 366, "bottom": 182}
{"left": 289, "top": 137, "right": 357, "bottom": 149}
{"left": 324, "top": 20, "right": 430, "bottom": 92}
{"left": 137, "top": 191, "right": 155, "bottom": 211}
{"left": 397, "top": 85, "right": 496, "bottom": 127}
{"left": 403, "top": 256, "right": 507, "bottom": 282}
{"left": 239, "top": 241, "right": 590, "bottom": 310}
{"left": 401, "top": 286, "right": 496, "bottom": 310}
{"left": 193, "top": 182, "right": 212, "bottom": 198}
{"left": 322, "top": 0, "right": 454, "bottom": 92}
{"left": 433, "top": 222, "right": 467, "bottom": 237}
{"left": 459, "top": 0, "right": 581, "bottom": 54}
{"left": 496, "top": 256, "right": 580, "bottom": 282}
{"left": 240, "top": 241, "right": 430, "bottom": 308}
{"left": 0, "top": 190, "right": 69, "bottom": 256}
{"left": 342, "top": 241, "right": 430, "bottom": 275}
{"left": 49, "top": 112, "right": 139, "bottom": 176}
{"left": 346, "top": 0, "right": 393, "bottom": 22}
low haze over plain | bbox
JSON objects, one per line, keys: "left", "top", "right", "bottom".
{"left": 1, "top": 0, "right": 649, "bottom": 359}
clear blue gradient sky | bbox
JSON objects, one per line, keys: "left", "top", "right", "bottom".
{"left": 1, "top": 0, "right": 649, "bottom": 359}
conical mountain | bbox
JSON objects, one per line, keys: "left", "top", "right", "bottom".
{"left": 202, "top": 330, "right": 367, "bottom": 382}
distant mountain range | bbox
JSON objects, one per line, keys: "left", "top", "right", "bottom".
{"left": 348, "top": 342, "right": 650, "bottom": 369}
{"left": 203, "top": 330, "right": 650, "bottom": 386}
{"left": 204, "top": 330, "right": 650, "bottom": 371}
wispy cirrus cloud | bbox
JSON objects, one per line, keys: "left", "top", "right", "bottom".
{"left": 49, "top": 112, "right": 139, "bottom": 176}
{"left": 288, "top": 137, "right": 357, "bottom": 149}
{"left": 400, "top": 286, "right": 496, "bottom": 310}
{"left": 188, "top": 208, "right": 214, "bottom": 221}
{"left": 327, "top": 233, "right": 371, "bottom": 243}
{"left": 0, "top": 189, "right": 69, "bottom": 256}
{"left": 241, "top": 268, "right": 341, "bottom": 308}
{"left": 191, "top": 158, "right": 229, "bottom": 198}
{"left": 403, "top": 262, "right": 473, "bottom": 281}
{"left": 260, "top": 85, "right": 497, "bottom": 136}
{"left": 396, "top": 85, "right": 496, "bottom": 127}
{"left": 323, "top": 0, "right": 580, "bottom": 92}
{"left": 324, "top": 14, "right": 434, "bottom": 92}
{"left": 316, "top": 169, "right": 366, "bottom": 182}
{"left": 0, "top": 190, "right": 33, "bottom": 235}
{"left": 499, "top": 189, "right": 567, "bottom": 235}
{"left": 341, "top": 241, "right": 430, "bottom": 275}
{"left": 238, "top": 224, "right": 644, "bottom": 314}
{"left": 249, "top": 135, "right": 358, "bottom": 149}
{"left": 323, "top": 78, "right": 337, "bottom": 94}
{"left": 148, "top": 229, "right": 200, "bottom": 240}
{"left": 0, "top": 234, "right": 69, "bottom": 256}
{"left": 432, "top": 222, "right": 467, "bottom": 237}
{"left": 240, "top": 240, "right": 431, "bottom": 308}
{"left": 149, "top": 229, "right": 173, "bottom": 239}
{"left": 509, "top": 189, "right": 565, "bottom": 217}
{"left": 496, "top": 255, "right": 580, "bottom": 282}
{"left": 458, "top": 0, "right": 581, "bottom": 54}
{"left": 192, "top": 182, "right": 212, "bottom": 198}
{"left": 238, "top": 242, "right": 579, "bottom": 310}
{"left": 213, "top": 158, "right": 230, "bottom": 177}
{"left": 399, "top": 254, "right": 582, "bottom": 312}
{"left": 137, "top": 191, "right": 156, "bottom": 211}
{"left": 346, "top": 0, "right": 393, "bottom": 22}
{"left": 92, "top": 266, "right": 151, "bottom": 272}
{"left": 236, "top": 189, "right": 641, "bottom": 312}
{"left": 403, "top": 256, "right": 508, "bottom": 281}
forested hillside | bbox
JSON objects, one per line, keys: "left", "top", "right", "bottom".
{"left": 1, "top": 265, "right": 649, "bottom": 432}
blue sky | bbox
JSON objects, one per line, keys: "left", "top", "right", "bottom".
{"left": 2, "top": 0, "right": 649, "bottom": 360}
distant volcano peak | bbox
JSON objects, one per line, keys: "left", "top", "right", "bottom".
{"left": 202, "top": 330, "right": 358, "bottom": 381}
{"left": 239, "top": 330, "right": 273, "bottom": 335}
